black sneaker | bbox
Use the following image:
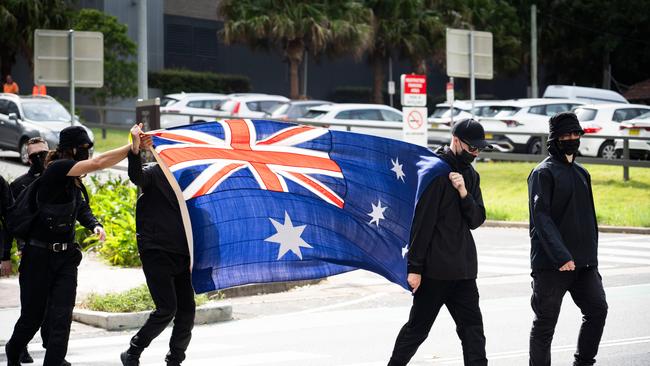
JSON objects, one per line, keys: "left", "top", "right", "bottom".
{"left": 20, "top": 347, "right": 34, "bottom": 363}
{"left": 61, "top": 359, "right": 71, "bottom": 366}
{"left": 120, "top": 351, "right": 140, "bottom": 366}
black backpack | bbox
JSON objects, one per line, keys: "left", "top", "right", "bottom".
{"left": 6, "top": 177, "right": 89, "bottom": 240}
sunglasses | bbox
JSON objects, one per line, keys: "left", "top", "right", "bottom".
{"left": 460, "top": 139, "right": 483, "bottom": 153}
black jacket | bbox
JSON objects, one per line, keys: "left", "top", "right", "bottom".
{"left": 407, "top": 146, "right": 486, "bottom": 280}
{"left": 128, "top": 151, "right": 189, "bottom": 256}
{"left": 528, "top": 149, "right": 599, "bottom": 270}
{"left": 1, "top": 176, "right": 14, "bottom": 261}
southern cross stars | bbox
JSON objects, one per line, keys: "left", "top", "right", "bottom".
{"left": 391, "top": 157, "right": 405, "bottom": 182}
{"left": 368, "top": 199, "right": 387, "bottom": 226}
{"left": 265, "top": 212, "right": 313, "bottom": 260}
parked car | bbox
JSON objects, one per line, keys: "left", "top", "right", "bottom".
{"left": 573, "top": 104, "right": 650, "bottom": 159}
{"left": 265, "top": 100, "right": 332, "bottom": 121}
{"left": 215, "top": 94, "right": 290, "bottom": 118}
{"left": 160, "top": 93, "right": 228, "bottom": 128}
{"left": 615, "top": 111, "right": 650, "bottom": 160}
{"left": 543, "top": 85, "right": 628, "bottom": 104}
{"left": 300, "top": 103, "right": 403, "bottom": 141}
{"left": 0, "top": 93, "right": 94, "bottom": 164}
{"left": 428, "top": 100, "right": 519, "bottom": 145}
{"left": 478, "top": 98, "right": 585, "bottom": 153}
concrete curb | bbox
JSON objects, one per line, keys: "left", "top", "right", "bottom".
{"left": 483, "top": 220, "right": 650, "bottom": 235}
{"left": 215, "top": 279, "right": 323, "bottom": 299}
{"left": 72, "top": 301, "right": 232, "bottom": 331}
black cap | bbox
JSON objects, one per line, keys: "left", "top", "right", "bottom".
{"left": 548, "top": 112, "right": 584, "bottom": 141}
{"left": 451, "top": 119, "right": 492, "bottom": 149}
{"left": 58, "top": 126, "right": 93, "bottom": 149}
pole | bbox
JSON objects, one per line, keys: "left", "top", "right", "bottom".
{"left": 69, "top": 29, "right": 75, "bottom": 126}
{"left": 303, "top": 51, "right": 308, "bottom": 97}
{"left": 138, "top": 0, "right": 148, "bottom": 100}
{"left": 450, "top": 77, "right": 454, "bottom": 125}
{"left": 469, "top": 30, "right": 475, "bottom": 117}
{"left": 531, "top": 4, "right": 538, "bottom": 98}
{"left": 388, "top": 57, "right": 394, "bottom": 107}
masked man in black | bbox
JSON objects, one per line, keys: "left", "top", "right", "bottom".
{"left": 528, "top": 112, "right": 608, "bottom": 366}
{"left": 388, "top": 119, "right": 490, "bottom": 366}
{"left": 120, "top": 129, "right": 195, "bottom": 366}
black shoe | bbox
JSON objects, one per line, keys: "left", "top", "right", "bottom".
{"left": 61, "top": 359, "right": 71, "bottom": 366}
{"left": 20, "top": 346, "right": 33, "bottom": 363}
{"left": 120, "top": 351, "right": 140, "bottom": 366}
{"left": 165, "top": 360, "right": 181, "bottom": 366}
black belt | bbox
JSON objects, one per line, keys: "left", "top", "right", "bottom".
{"left": 28, "top": 239, "right": 76, "bottom": 252}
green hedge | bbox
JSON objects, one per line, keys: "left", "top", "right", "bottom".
{"left": 149, "top": 69, "right": 252, "bottom": 95}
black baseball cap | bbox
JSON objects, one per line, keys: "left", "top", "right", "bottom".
{"left": 451, "top": 119, "right": 492, "bottom": 150}
{"left": 58, "top": 126, "right": 93, "bottom": 149}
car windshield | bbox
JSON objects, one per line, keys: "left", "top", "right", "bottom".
{"left": 22, "top": 101, "right": 71, "bottom": 122}
{"left": 574, "top": 108, "right": 598, "bottom": 122}
{"left": 637, "top": 111, "right": 650, "bottom": 120}
{"left": 160, "top": 97, "right": 179, "bottom": 106}
{"left": 268, "top": 103, "right": 290, "bottom": 116}
{"left": 303, "top": 110, "right": 327, "bottom": 119}
{"left": 430, "top": 107, "right": 463, "bottom": 118}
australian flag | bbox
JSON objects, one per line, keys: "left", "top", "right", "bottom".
{"left": 149, "top": 119, "right": 450, "bottom": 293}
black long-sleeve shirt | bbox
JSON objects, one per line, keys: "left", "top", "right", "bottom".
{"left": 128, "top": 151, "right": 189, "bottom": 256}
{"left": 528, "top": 152, "right": 599, "bottom": 270}
{"left": 407, "top": 146, "right": 486, "bottom": 280}
{"left": 1, "top": 176, "right": 14, "bottom": 261}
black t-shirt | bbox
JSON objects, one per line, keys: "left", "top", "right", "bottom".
{"left": 31, "top": 159, "right": 79, "bottom": 242}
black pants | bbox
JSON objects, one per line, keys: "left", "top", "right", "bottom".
{"left": 6, "top": 244, "right": 82, "bottom": 366}
{"left": 529, "top": 266, "right": 608, "bottom": 366}
{"left": 130, "top": 249, "right": 195, "bottom": 362}
{"left": 389, "top": 278, "right": 487, "bottom": 366}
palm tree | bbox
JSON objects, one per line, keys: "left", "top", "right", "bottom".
{"left": 218, "top": 0, "right": 373, "bottom": 99}
{"left": 364, "top": 0, "right": 445, "bottom": 104}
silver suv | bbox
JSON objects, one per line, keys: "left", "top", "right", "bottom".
{"left": 0, "top": 93, "right": 94, "bottom": 164}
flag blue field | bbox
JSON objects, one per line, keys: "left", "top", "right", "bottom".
{"left": 149, "top": 119, "right": 450, "bottom": 293}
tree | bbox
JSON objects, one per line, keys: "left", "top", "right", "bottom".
{"left": 218, "top": 0, "right": 373, "bottom": 99}
{"left": 72, "top": 9, "right": 137, "bottom": 127}
{"left": 364, "top": 0, "right": 445, "bottom": 103}
{"left": 0, "top": 0, "right": 71, "bottom": 77}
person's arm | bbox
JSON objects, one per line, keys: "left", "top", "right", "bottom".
{"left": 458, "top": 173, "right": 486, "bottom": 229}
{"left": 407, "top": 178, "right": 442, "bottom": 275}
{"left": 528, "top": 169, "right": 573, "bottom": 267}
{"left": 1, "top": 177, "right": 14, "bottom": 274}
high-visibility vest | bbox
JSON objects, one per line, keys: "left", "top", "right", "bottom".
{"left": 32, "top": 85, "right": 47, "bottom": 95}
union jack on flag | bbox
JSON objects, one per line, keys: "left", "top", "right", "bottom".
{"left": 149, "top": 119, "right": 449, "bottom": 293}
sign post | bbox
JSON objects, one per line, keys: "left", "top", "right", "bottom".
{"left": 400, "top": 74, "right": 428, "bottom": 146}
{"left": 446, "top": 78, "right": 455, "bottom": 125}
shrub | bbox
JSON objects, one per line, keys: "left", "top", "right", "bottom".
{"left": 79, "top": 176, "right": 140, "bottom": 267}
{"left": 82, "top": 284, "right": 209, "bottom": 313}
{"left": 149, "top": 69, "right": 252, "bottom": 95}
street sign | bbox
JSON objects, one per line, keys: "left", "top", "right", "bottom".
{"left": 34, "top": 29, "right": 104, "bottom": 87}
{"left": 388, "top": 81, "right": 395, "bottom": 95}
{"left": 402, "top": 107, "right": 428, "bottom": 147}
{"left": 446, "top": 28, "right": 493, "bottom": 80}
{"left": 400, "top": 74, "right": 427, "bottom": 107}
{"left": 446, "top": 81, "right": 454, "bottom": 104}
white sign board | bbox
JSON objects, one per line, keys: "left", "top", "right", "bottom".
{"left": 446, "top": 28, "right": 493, "bottom": 80}
{"left": 446, "top": 82, "right": 454, "bottom": 104}
{"left": 402, "top": 107, "right": 428, "bottom": 147}
{"left": 34, "top": 29, "right": 104, "bottom": 87}
{"left": 400, "top": 74, "right": 427, "bottom": 107}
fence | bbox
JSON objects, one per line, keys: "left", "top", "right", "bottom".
{"left": 78, "top": 105, "right": 650, "bottom": 181}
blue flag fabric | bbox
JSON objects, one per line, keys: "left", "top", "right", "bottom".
{"left": 149, "top": 119, "right": 450, "bottom": 293}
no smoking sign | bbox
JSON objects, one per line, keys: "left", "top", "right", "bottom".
{"left": 402, "top": 107, "right": 428, "bottom": 147}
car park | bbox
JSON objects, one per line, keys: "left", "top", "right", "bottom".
{"left": 160, "top": 93, "right": 228, "bottom": 128}
{"left": 478, "top": 98, "right": 585, "bottom": 153}
{"left": 300, "top": 103, "right": 404, "bottom": 141}
{"left": 215, "top": 94, "right": 290, "bottom": 118}
{"left": 265, "top": 100, "right": 332, "bottom": 121}
{"left": 615, "top": 111, "right": 650, "bottom": 160}
{"left": 573, "top": 104, "right": 650, "bottom": 159}
{"left": 0, "top": 93, "right": 94, "bottom": 164}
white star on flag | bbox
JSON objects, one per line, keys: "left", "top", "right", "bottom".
{"left": 265, "top": 212, "right": 313, "bottom": 260}
{"left": 391, "top": 157, "right": 405, "bottom": 182}
{"left": 368, "top": 199, "right": 387, "bottom": 226}
{"left": 402, "top": 245, "right": 409, "bottom": 258}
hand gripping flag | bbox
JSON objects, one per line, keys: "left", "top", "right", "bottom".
{"left": 148, "top": 119, "right": 450, "bottom": 293}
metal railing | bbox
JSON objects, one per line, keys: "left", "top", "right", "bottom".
{"left": 80, "top": 108, "right": 650, "bottom": 181}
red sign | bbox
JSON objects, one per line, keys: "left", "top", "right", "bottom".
{"left": 403, "top": 74, "right": 427, "bottom": 95}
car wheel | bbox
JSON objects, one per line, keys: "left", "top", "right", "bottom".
{"left": 19, "top": 138, "right": 30, "bottom": 165}
{"left": 598, "top": 141, "right": 617, "bottom": 160}
{"left": 527, "top": 138, "right": 542, "bottom": 155}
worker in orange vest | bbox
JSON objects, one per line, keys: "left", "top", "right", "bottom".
{"left": 3, "top": 75, "right": 19, "bottom": 94}
{"left": 32, "top": 84, "right": 47, "bottom": 95}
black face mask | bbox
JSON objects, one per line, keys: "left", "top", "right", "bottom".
{"left": 28, "top": 151, "right": 48, "bottom": 175}
{"left": 557, "top": 138, "right": 580, "bottom": 156}
{"left": 455, "top": 145, "right": 476, "bottom": 166}
{"left": 74, "top": 147, "right": 90, "bottom": 161}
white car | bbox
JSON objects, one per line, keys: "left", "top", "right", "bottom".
{"left": 478, "top": 98, "right": 585, "bottom": 153}
{"left": 615, "top": 111, "right": 650, "bottom": 160}
{"left": 299, "top": 103, "right": 403, "bottom": 141}
{"left": 216, "top": 94, "right": 290, "bottom": 118}
{"left": 160, "top": 93, "right": 228, "bottom": 128}
{"left": 428, "top": 100, "right": 519, "bottom": 145}
{"left": 573, "top": 104, "right": 650, "bottom": 159}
